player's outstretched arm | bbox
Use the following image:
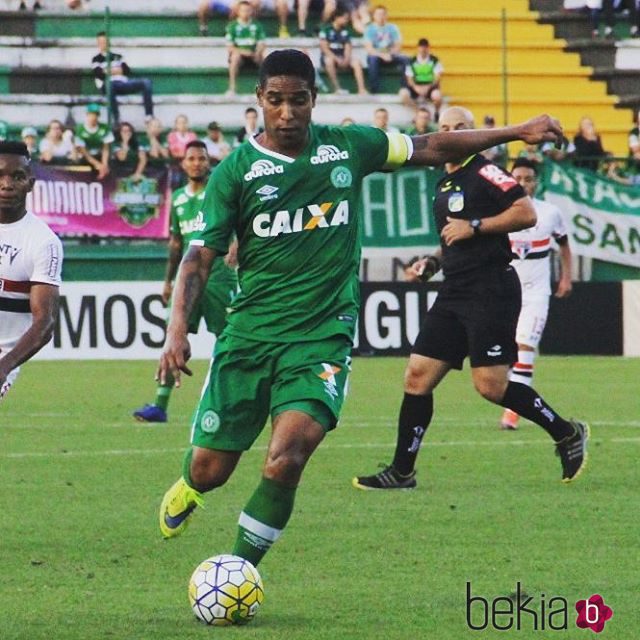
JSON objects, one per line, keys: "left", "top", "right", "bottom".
{"left": 407, "top": 115, "right": 563, "bottom": 167}
{"left": 157, "top": 245, "right": 217, "bottom": 387}
{"left": 0, "top": 284, "right": 59, "bottom": 387}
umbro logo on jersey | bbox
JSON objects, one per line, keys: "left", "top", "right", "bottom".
{"left": 310, "top": 144, "right": 349, "bottom": 165}
{"left": 487, "top": 344, "right": 502, "bottom": 357}
{"left": 244, "top": 159, "right": 285, "bottom": 182}
{"left": 255, "top": 184, "right": 279, "bottom": 202}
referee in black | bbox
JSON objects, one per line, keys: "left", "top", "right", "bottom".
{"left": 354, "top": 106, "right": 589, "bottom": 489}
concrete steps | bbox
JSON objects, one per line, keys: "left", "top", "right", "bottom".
{"left": 0, "top": 92, "right": 415, "bottom": 132}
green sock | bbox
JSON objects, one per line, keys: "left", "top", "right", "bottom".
{"left": 181, "top": 448, "right": 195, "bottom": 488}
{"left": 154, "top": 377, "right": 174, "bottom": 411}
{"left": 232, "top": 477, "right": 297, "bottom": 567}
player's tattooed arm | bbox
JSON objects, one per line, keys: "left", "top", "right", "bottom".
{"left": 158, "top": 245, "right": 217, "bottom": 386}
{"left": 407, "top": 115, "right": 563, "bottom": 166}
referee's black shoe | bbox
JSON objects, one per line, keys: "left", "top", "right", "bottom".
{"left": 352, "top": 464, "right": 416, "bottom": 490}
{"left": 556, "top": 420, "right": 590, "bottom": 483}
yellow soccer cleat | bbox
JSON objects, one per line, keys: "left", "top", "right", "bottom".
{"left": 159, "top": 477, "right": 204, "bottom": 539}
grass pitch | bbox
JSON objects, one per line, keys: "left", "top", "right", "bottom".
{"left": 1, "top": 356, "right": 637, "bottom": 639}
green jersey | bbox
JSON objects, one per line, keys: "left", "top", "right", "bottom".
{"left": 193, "top": 123, "right": 409, "bottom": 342}
{"left": 74, "top": 122, "right": 114, "bottom": 157}
{"left": 170, "top": 185, "right": 235, "bottom": 282}
{"left": 225, "top": 19, "right": 265, "bottom": 52}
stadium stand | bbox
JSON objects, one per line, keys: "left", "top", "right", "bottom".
{"left": 0, "top": 2, "right": 413, "bottom": 137}
{"left": 396, "top": 0, "right": 634, "bottom": 155}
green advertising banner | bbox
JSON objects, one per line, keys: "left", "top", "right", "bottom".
{"left": 360, "top": 166, "right": 442, "bottom": 247}
{"left": 543, "top": 162, "right": 640, "bottom": 268}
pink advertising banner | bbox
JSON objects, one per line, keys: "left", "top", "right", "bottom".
{"left": 26, "top": 163, "right": 171, "bottom": 238}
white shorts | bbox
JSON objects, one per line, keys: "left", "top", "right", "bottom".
{"left": 516, "top": 295, "right": 549, "bottom": 349}
{"left": 0, "top": 366, "right": 20, "bottom": 402}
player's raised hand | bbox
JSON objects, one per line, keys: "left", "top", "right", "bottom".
{"left": 157, "top": 330, "right": 192, "bottom": 387}
{"left": 517, "top": 115, "right": 563, "bottom": 148}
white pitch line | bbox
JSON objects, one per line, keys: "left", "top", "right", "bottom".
{"left": 3, "top": 437, "right": 640, "bottom": 459}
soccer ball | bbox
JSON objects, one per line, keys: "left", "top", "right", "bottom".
{"left": 188, "top": 554, "right": 264, "bottom": 626}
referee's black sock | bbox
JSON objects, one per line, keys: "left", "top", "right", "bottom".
{"left": 500, "top": 382, "right": 574, "bottom": 442}
{"left": 391, "top": 393, "right": 433, "bottom": 476}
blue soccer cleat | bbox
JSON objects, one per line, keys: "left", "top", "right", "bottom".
{"left": 133, "top": 404, "right": 167, "bottom": 423}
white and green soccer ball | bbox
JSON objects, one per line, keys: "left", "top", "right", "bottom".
{"left": 188, "top": 554, "right": 264, "bottom": 626}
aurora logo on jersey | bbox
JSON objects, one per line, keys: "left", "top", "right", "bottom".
{"left": 244, "top": 159, "right": 285, "bottom": 182}
{"left": 310, "top": 144, "right": 350, "bottom": 165}
{"left": 252, "top": 200, "right": 350, "bottom": 238}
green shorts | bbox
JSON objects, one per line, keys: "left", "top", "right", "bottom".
{"left": 190, "top": 332, "right": 353, "bottom": 451}
{"left": 187, "top": 260, "right": 237, "bottom": 335}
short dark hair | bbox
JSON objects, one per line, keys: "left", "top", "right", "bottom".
{"left": 245, "top": 107, "right": 258, "bottom": 115}
{"left": 511, "top": 157, "right": 538, "bottom": 174}
{"left": 0, "top": 141, "right": 31, "bottom": 160}
{"left": 96, "top": 30, "right": 106, "bottom": 37}
{"left": 185, "top": 140, "right": 208, "bottom": 152}
{"left": 332, "top": 3, "right": 350, "bottom": 19}
{"left": 259, "top": 49, "right": 316, "bottom": 90}
{"left": 418, "top": 38, "right": 429, "bottom": 47}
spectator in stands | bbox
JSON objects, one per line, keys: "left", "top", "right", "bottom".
{"left": 167, "top": 114, "right": 198, "bottom": 161}
{"left": 592, "top": 0, "right": 639, "bottom": 38}
{"left": 606, "top": 157, "right": 640, "bottom": 184}
{"left": 234, "top": 106, "right": 263, "bottom": 146}
{"left": 573, "top": 116, "right": 608, "bottom": 171}
{"left": 541, "top": 136, "right": 575, "bottom": 163}
{"left": 517, "top": 142, "right": 545, "bottom": 165}
{"left": 112, "top": 122, "right": 147, "bottom": 181}
{"left": 143, "top": 117, "right": 170, "bottom": 167}
{"left": 319, "top": 5, "right": 368, "bottom": 95}
{"left": 198, "top": 0, "right": 290, "bottom": 37}
{"left": 0, "top": 121, "right": 8, "bottom": 142}
{"left": 198, "top": 0, "right": 238, "bottom": 36}
{"left": 346, "top": 0, "right": 371, "bottom": 34}
{"left": 260, "top": 0, "right": 293, "bottom": 38}
{"left": 74, "top": 103, "right": 114, "bottom": 179}
{"left": 225, "top": 1, "right": 266, "bottom": 96}
{"left": 404, "top": 107, "right": 437, "bottom": 136}
{"left": 628, "top": 109, "right": 640, "bottom": 171}
{"left": 297, "top": 0, "right": 337, "bottom": 35}
{"left": 372, "top": 107, "right": 399, "bottom": 133}
{"left": 400, "top": 38, "right": 443, "bottom": 119}
{"left": 202, "top": 121, "right": 231, "bottom": 165}
{"left": 18, "top": 1, "right": 42, "bottom": 9}
{"left": 92, "top": 31, "right": 155, "bottom": 125}
{"left": 363, "top": 5, "right": 409, "bottom": 94}
{"left": 39, "top": 119, "right": 78, "bottom": 164}
{"left": 20, "top": 127, "right": 39, "bottom": 160}
{"left": 479, "top": 114, "right": 508, "bottom": 167}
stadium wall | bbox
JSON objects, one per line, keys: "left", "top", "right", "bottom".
{"left": 35, "top": 280, "right": 638, "bottom": 360}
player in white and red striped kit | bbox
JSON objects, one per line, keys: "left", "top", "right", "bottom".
{"left": 500, "top": 158, "right": 572, "bottom": 430}
{"left": 0, "top": 141, "right": 63, "bottom": 402}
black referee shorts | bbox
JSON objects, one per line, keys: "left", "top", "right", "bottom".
{"left": 412, "top": 265, "right": 521, "bottom": 369}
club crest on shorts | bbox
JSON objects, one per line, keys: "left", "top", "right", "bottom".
{"left": 448, "top": 191, "right": 464, "bottom": 213}
{"left": 200, "top": 410, "right": 221, "bottom": 434}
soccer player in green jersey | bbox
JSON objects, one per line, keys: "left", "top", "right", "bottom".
{"left": 225, "top": 0, "right": 266, "bottom": 96}
{"left": 133, "top": 140, "right": 237, "bottom": 423}
{"left": 157, "top": 49, "right": 564, "bottom": 569}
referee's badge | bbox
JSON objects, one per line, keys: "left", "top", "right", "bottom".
{"left": 448, "top": 191, "right": 464, "bottom": 213}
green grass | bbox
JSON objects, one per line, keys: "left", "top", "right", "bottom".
{"left": 1, "top": 356, "right": 637, "bottom": 639}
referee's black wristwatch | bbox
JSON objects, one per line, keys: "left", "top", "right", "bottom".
{"left": 469, "top": 218, "right": 483, "bottom": 235}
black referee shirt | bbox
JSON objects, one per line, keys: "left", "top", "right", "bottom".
{"left": 433, "top": 154, "right": 526, "bottom": 278}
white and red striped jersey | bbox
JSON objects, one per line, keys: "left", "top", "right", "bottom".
{"left": 0, "top": 212, "right": 63, "bottom": 350}
{"left": 509, "top": 198, "right": 567, "bottom": 298}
